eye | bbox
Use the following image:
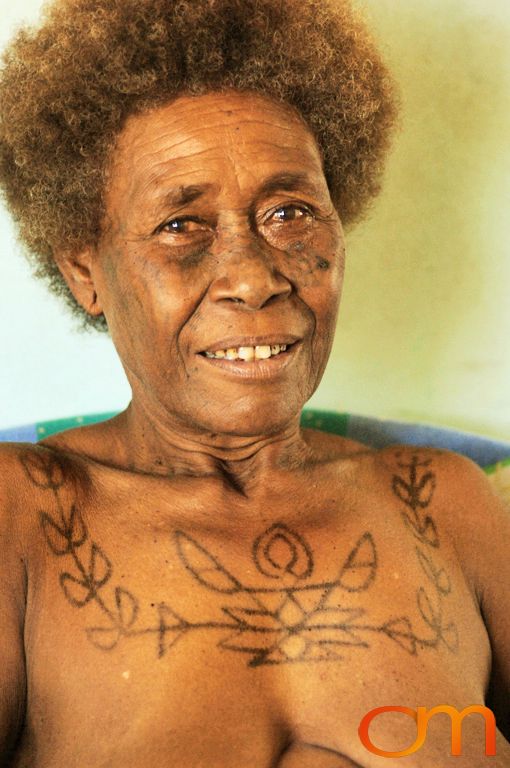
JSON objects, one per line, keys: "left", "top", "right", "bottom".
{"left": 159, "top": 217, "right": 210, "bottom": 235}
{"left": 267, "top": 204, "right": 314, "bottom": 225}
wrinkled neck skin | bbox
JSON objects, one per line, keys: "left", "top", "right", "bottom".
{"left": 113, "top": 394, "right": 314, "bottom": 498}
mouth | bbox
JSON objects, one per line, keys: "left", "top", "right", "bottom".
{"left": 200, "top": 342, "right": 291, "bottom": 361}
{"left": 197, "top": 337, "right": 300, "bottom": 379}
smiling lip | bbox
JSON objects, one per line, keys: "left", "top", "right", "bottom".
{"left": 197, "top": 338, "right": 301, "bottom": 380}
{"left": 199, "top": 335, "right": 301, "bottom": 355}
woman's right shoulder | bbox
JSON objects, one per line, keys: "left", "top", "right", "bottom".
{"left": 0, "top": 440, "right": 62, "bottom": 495}
{"left": 0, "top": 443, "right": 50, "bottom": 540}
{"left": 0, "top": 441, "right": 88, "bottom": 554}
{"left": 0, "top": 441, "right": 42, "bottom": 506}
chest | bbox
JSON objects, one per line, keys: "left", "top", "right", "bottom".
{"left": 23, "top": 493, "right": 491, "bottom": 765}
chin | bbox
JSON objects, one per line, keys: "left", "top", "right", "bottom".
{"left": 191, "top": 398, "right": 304, "bottom": 439}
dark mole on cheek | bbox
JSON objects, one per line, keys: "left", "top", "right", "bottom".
{"left": 316, "top": 258, "right": 330, "bottom": 270}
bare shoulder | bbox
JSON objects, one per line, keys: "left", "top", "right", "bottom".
{"left": 0, "top": 441, "right": 42, "bottom": 524}
{"left": 372, "top": 445, "right": 510, "bottom": 595}
{"left": 372, "top": 443, "right": 508, "bottom": 526}
{"left": 0, "top": 440, "right": 67, "bottom": 501}
{"left": 375, "top": 443, "right": 507, "bottom": 516}
{"left": 0, "top": 443, "right": 50, "bottom": 556}
{"left": 0, "top": 441, "right": 90, "bottom": 552}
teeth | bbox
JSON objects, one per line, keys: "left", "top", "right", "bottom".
{"left": 204, "top": 343, "right": 289, "bottom": 360}
{"left": 238, "top": 346, "right": 254, "bottom": 361}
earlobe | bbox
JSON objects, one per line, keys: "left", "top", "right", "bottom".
{"left": 54, "top": 248, "right": 104, "bottom": 317}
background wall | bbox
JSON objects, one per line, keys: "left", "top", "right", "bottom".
{"left": 1, "top": 0, "right": 509, "bottom": 438}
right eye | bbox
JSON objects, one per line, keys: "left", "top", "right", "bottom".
{"left": 160, "top": 217, "right": 209, "bottom": 234}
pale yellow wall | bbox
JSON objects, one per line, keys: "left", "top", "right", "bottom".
{"left": 309, "top": 0, "right": 510, "bottom": 440}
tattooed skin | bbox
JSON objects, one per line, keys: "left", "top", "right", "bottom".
{"left": 392, "top": 453, "right": 459, "bottom": 653}
{"left": 20, "top": 448, "right": 458, "bottom": 666}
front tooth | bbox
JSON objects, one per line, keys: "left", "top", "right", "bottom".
{"left": 238, "top": 346, "right": 255, "bottom": 361}
{"left": 270, "top": 345, "right": 281, "bottom": 356}
{"left": 255, "top": 345, "right": 271, "bottom": 360}
{"left": 225, "top": 348, "right": 239, "bottom": 360}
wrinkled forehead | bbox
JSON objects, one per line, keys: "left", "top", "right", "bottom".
{"left": 104, "top": 91, "right": 328, "bottom": 208}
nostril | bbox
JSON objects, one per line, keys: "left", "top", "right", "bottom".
{"left": 209, "top": 268, "right": 292, "bottom": 310}
{"left": 265, "top": 292, "right": 287, "bottom": 307}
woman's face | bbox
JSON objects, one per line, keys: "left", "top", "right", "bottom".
{"left": 89, "top": 91, "right": 345, "bottom": 437}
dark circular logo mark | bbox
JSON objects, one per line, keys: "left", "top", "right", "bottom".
{"left": 252, "top": 522, "right": 314, "bottom": 580}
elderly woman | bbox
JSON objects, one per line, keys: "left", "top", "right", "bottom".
{"left": 0, "top": 0, "right": 508, "bottom": 766}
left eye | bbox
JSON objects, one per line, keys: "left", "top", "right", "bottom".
{"left": 269, "top": 205, "right": 313, "bottom": 223}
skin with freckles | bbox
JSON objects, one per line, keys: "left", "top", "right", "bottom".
{"left": 0, "top": 93, "right": 509, "bottom": 768}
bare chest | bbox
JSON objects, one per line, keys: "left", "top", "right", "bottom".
{"left": 18, "top": 450, "right": 492, "bottom": 767}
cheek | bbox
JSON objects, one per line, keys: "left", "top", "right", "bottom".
{"left": 282, "top": 229, "right": 344, "bottom": 292}
{"left": 283, "top": 232, "right": 344, "bottom": 355}
{"left": 97, "top": 248, "right": 169, "bottom": 356}
{"left": 135, "top": 251, "right": 206, "bottom": 318}
{"left": 94, "top": 247, "right": 140, "bottom": 327}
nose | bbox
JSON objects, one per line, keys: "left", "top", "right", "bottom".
{"left": 208, "top": 231, "right": 292, "bottom": 310}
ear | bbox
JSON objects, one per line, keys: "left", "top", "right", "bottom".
{"left": 54, "top": 248, "right": 104, "bottom": 317}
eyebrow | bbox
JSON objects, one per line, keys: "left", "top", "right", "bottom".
{"left": 153, "top": 172, "right": 322, "bottom": 214}
{"left": 158, "top": 184, "right": 214, "bottom": 208}
{"left": 255, "top": 172, "right": 322, "bottom": 200}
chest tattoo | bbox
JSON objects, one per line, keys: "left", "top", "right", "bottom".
{"left": 20, "top": 448, "right": 458, "bottom": 666}
{"left": 391, "top": 453, "right": 458, "bottom": 654}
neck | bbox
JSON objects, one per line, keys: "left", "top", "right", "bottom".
{"left": 112, "top": 399, "right": 313, "bottom": 496}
